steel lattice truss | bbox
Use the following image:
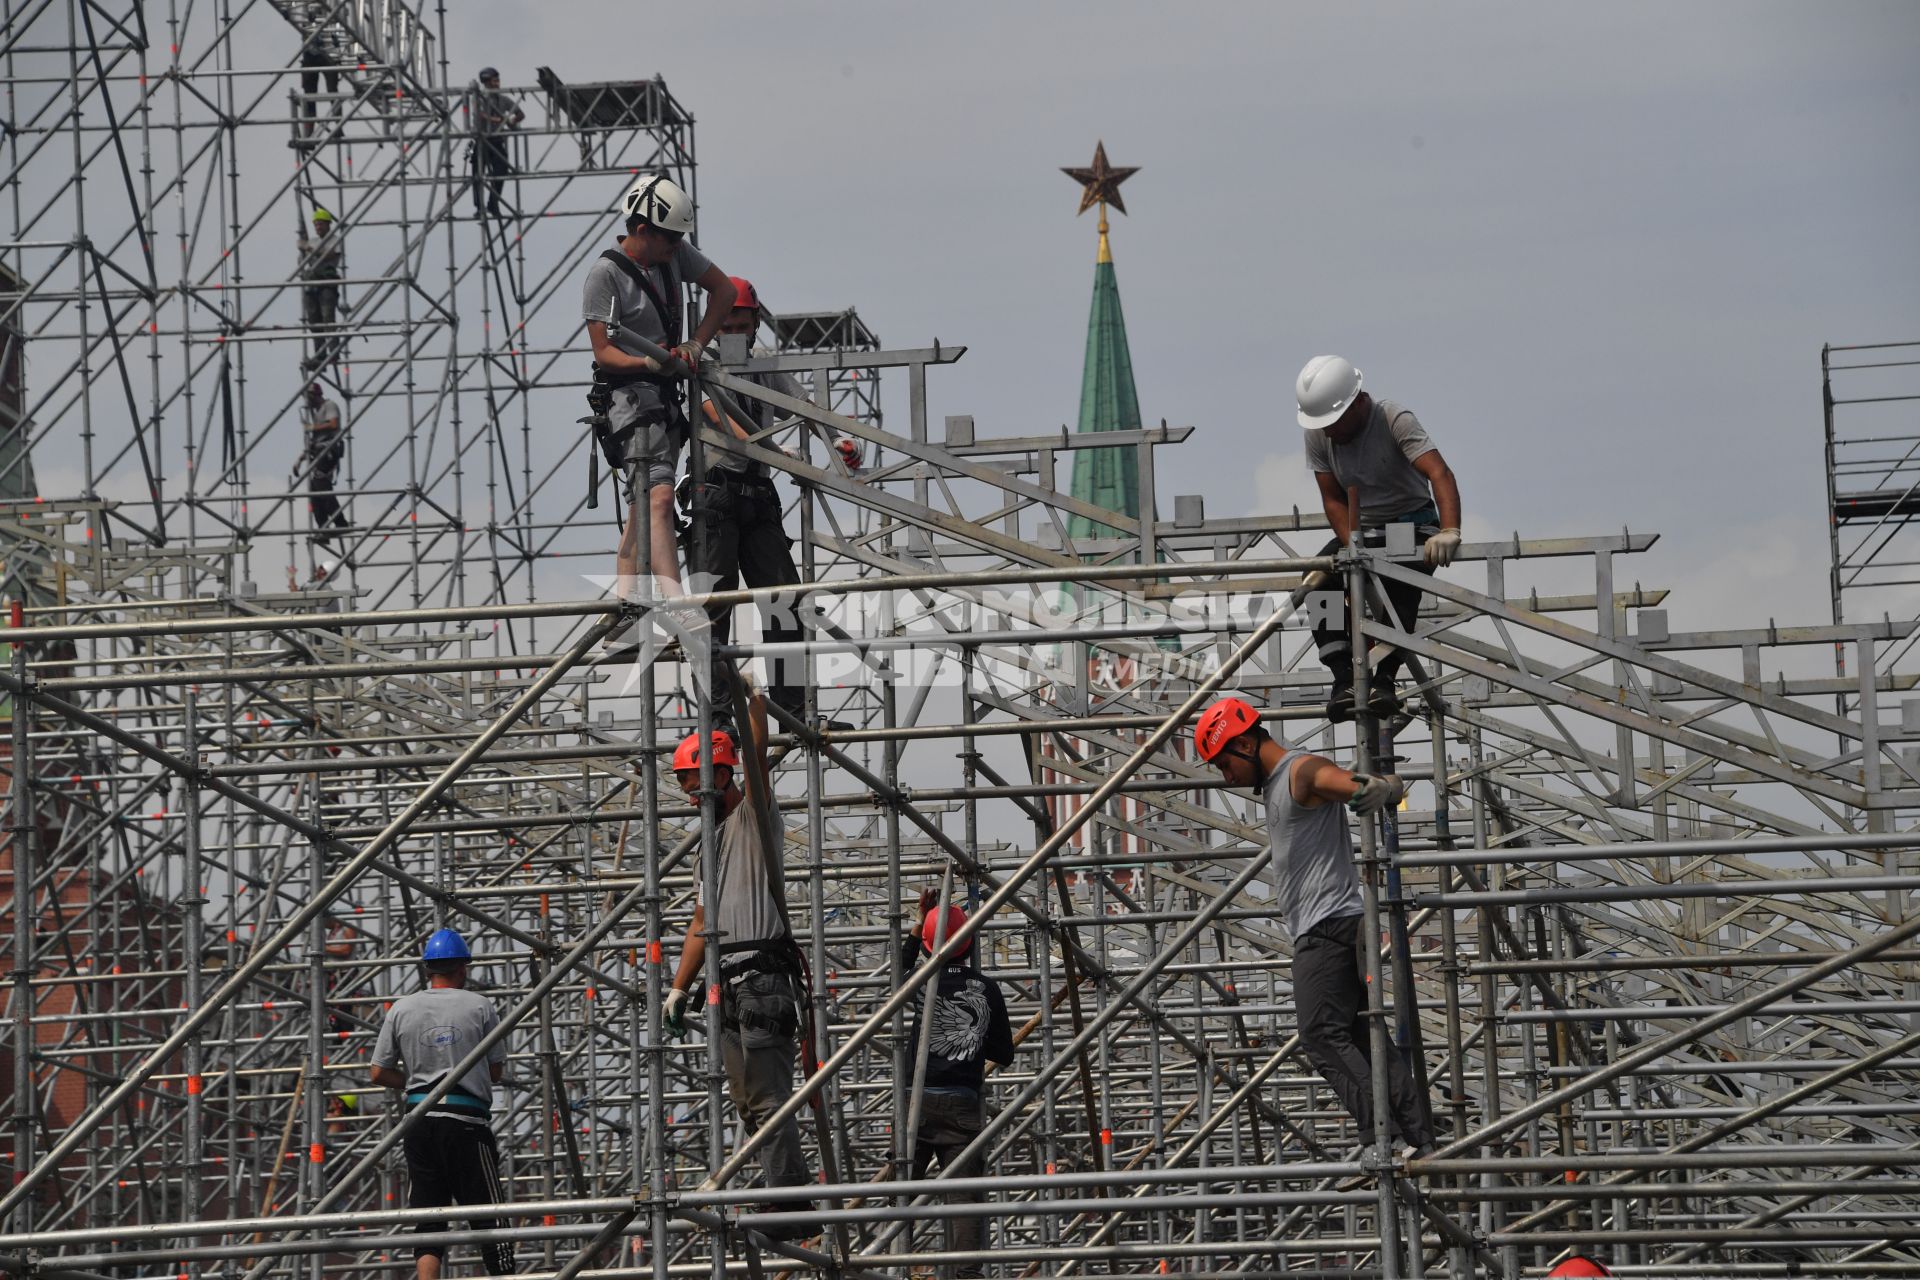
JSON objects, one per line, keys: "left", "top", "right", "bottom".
{"left": 5, "top": 4, "right": 1920, "bottom": 1279}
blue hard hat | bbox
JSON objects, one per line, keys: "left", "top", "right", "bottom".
{"left": 422, "top": 928, "right": 471, "bottom": 963}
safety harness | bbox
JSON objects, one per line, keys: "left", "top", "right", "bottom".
{"left": 593, "top": 248, "right": 683, "bottom": 385}
{"left": 585, "top": 248, "right": 685, "bottom": 507}
{"left": 717, "top": 936, "right": 805, "bottom": 1038}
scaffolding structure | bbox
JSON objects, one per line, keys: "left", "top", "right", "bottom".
{"left": 1824, "top": 339, "right": 1920, "bottom": 702}
{"left": 8, "top": 5, "right": 1920, "bottom": 1278}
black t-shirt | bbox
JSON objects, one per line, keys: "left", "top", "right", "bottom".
{"left": 904, "top": 959, "right": 1015, "bottom": 1094}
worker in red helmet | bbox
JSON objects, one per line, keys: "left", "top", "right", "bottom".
{"left": 685, "top": 276, "right": 818, "bottom": 731}
{"left": 898, "top": 890, "right": 1013, "bottom": 1279}
{"left": 1195, "top": 696, "right": 1435, "bottom": 1160}
{"left": 663, "top": 686, "right": 817, "bottom": 1238}
{"left": 1546, "top": 1258, "right": 1612, "bottom": 1278}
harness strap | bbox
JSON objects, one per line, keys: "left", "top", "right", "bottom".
{"left": 598, "top": 248, "right": 682, "bottom": 350}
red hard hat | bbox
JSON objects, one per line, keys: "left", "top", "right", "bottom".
{"left": 729, "top": 277, "right": 760, "bottom": 313}
{"left": 1547, "top": 1259, "right": 1611, "bottom": 1279}
{"left": 672, "top": 729, "right": 739, "bottom": 773}
{"left": 1194, "top": 697, "right": 1260, "bottom": 762}
{"left": 921, "top": 905, "right": 972, "bottom": 958}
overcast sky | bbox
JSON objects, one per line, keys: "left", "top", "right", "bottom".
{"left": 441, "top": 0, "right": 1918, "bottom": 631}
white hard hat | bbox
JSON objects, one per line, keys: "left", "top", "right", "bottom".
{"left": 1296, "top": 355, "right": 1364, "bottom": 430}
{"left": 617, "top": 173, "right": 695, "bottom": 235}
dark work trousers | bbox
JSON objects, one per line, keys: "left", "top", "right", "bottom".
{"left": 402, "top": 1115, "right": 516, "bottom": 1274}
{"left": 912, "top": 1088, "right": 988, "bottom": 1277}
{"left": 719, "top": 967, "right": 813, "bottom": 1195}
{"left": 1293, "top": 912, "right": 1432, "bottom": 1149}
{"left": 476, "top": 137, "right": 511, "bottom": 216}
{"left": 1308, "top": 524, "right": 1434, "bottom": 677}
{"left": 302, "top": 282, "right": 339, "bottom": 330}
{"left": 685, "top": 469, "right": 806, "bottom": 721}
{"left": 305, "top": 432, "right": 346, "bottom": 537}
{"left": 299, "top": 53, "right": 340, "bottom": 136}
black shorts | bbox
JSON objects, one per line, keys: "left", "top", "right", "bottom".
{"left": 402, "top": 1115, "right": 515, "bottom": 1274}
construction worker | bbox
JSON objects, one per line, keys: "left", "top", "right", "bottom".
{"left": 581, "top": 173, "right": 737, "bottom": 619}
{"left": 687, "top": 277, "right": 811, "bottom": 727}
{"left": 833, "top": 437, "right": 863, "bottom": 475}
{"left": 901, "top": 895, "right": 1013, "bottom": 1280}
{"left": 662, "top": 691, "right": 816, "bottom": 1239}
{"left": 369, "top": 929, "right": 515, "bottom": 1278}
{"left": 296, "top": 4, "right": 343, "bottom": 141}
{"left": 468, "top": 68, "right": 523, "bottom": 218}
{"left": 298, "top": 207, "right": 343, "bottom": 369}
{"left": 1194, "top": 697, "right": 1435, "bottom": 1158}
{"left": 1296, "top": 355, "right": 1462, "bottom": 721}
{"left": 298, "top": 381, "right": 347, "bottom": 541}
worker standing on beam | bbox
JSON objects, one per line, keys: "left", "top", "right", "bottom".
{"left": 298, "top": 380, "right": 348, "bottom": 544}
{"left": 581, "top": 174, "right": 737, "bottom": 632}
{"left": 297, "top": 206, "right": 344, "bottom": 371}
{"left": 662, "top": 689, "right": 818, "bottom": 1239}
{"left": 1194, "top": 697, "right": 1436, "bottom": 1158}
{"left": 468, "top": 67, "right": 523, "bottom": 219}
{"left": 687, "top": 277, "right": 813, "bottom": 731}
{"left": 901, "top": 895, "right": 1013, "bottom": 1280}
{"left": 1296, "top": 355, "right": 1463, "bottom": 721}
{"left": 369, "top": 929, "right": 516, "bottom": 1278}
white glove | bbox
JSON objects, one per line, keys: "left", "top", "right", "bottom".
{"left": 1424, "top": 528, "right": 1462, "bottom": 569}
{"left": 670, "top": 339, "right": 706, "bottom": 369}
{"left": 662, "top": 986, "right": 690, "bottom": 1033}
{"left": 642, "top": 354, "right": 685, "bottom": 380}
{"left": 1348, "top": 773, "right": 1405, "bottom": 816}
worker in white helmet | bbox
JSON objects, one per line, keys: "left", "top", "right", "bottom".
{"left": 1296, "top": 356, "right": 1462, "bottom": 721}
{"left": 582, "top": 174, "right": 738, "bottom": 628}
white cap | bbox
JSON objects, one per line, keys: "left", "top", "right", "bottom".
{"left": 616, "top": 173, "right": 695, "bottom": 235}
{"left": 1296, "top": 355, "right": 1364, "bottom": 430}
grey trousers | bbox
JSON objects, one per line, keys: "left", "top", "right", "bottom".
{"left": 719, "top": 969, "right": 812, "bottom": 1193}
{"left": 1293, "top": 912, "right": 1433, "bottom": 1149}
{"left": 912, "top": 1088, "right": 987, "bottom": 1276}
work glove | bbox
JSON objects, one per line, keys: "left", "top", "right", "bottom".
{"left": 670, "top": 339, "right": 706, "bottom": 370}
{"left": 1348, "top": 773, "right": 1405, "bottom": 816}
{"left": 662, "top": 986, "right": 690, "bottom": 1035}
{"left": 1423, "top": 528, "right": 1462, "bottom": 569}
{"left": 642, "top": 354, "right": 686, "bottom": 380}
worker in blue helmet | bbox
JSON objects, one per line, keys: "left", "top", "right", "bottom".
{"left": 371, "top": 929, "right": 515, "bottom": 1277}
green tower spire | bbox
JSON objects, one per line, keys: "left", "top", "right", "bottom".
{"left": 1060, "top": 142, "right": 1143, "bottom": 547}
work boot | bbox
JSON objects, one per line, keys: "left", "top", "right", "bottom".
{"left": 1366, "top": 679, "right": 1401, "bottom": 720}
{"left": 1365, "top": 656, "right": 1404, "bottom": 719}
{"left": 1325, "top": 664, "right": 1356, "bottom": 723}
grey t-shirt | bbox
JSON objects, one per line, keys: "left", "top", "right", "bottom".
{"left": 300, "top": 398, "right": 342, "bottom": 433}
{"left": 696, "top": 797, "right": 789, "bottom": 950}
{"left": 580, "top": 239, "right": 713, "bottom": 414}
{"left": 371, "top": 986, "right": 505, "bottom": 1121}
{"left": 299, "top": 230, "right": 343, "bottom": 282}
{"left": 1302, "top": 398, "right": 1437, "bottom": 525}
{"left": 709, "top": 349, "right": 804, "bottom": 477}
{"left": 1263, "top": 748, "right": 1364, "bottom": 939}
{"left": 469, "top": 87, "right": 519, "bottom": 135}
